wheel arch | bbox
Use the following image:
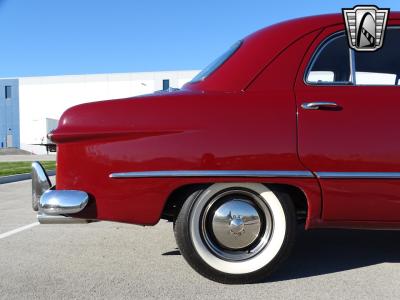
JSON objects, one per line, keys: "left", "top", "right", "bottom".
{"left": 161, "top": 182, "right": 309, "bottom": 224}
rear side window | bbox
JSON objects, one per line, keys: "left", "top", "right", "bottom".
{"left": 190, "top": 41, "right": 242, "bottom": 83}
{"left": 306, "top": 28, "right": 400, "bottom": 86}
{"left": 306, "top": 34, "right": 351, "bottom": 84}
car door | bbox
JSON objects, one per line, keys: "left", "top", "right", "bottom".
{"left": 295, "top": 25, "right": 400, "bottom": 222}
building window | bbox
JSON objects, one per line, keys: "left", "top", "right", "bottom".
{"left": 162, "top": 79, "right": 170, "bottom": 91}
{"left": 5, "top": 85, "right": 12, "bottom": 99}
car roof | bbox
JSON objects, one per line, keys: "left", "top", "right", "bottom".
{"left": 186, "top": 13, "right": 400, "bottom": 92}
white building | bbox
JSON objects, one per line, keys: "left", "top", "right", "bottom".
{"left": 1, "top": 70, "right": 199, "bottom": 154}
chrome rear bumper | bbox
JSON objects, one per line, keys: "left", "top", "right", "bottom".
{"left": 40, "top": 189, "right": 89, "bottom": 215}
{"left": 37, "top": 213, "right": 89, "bottom": 224}
{"left": 31, "top": 162, "right": 91, "bottom": 224}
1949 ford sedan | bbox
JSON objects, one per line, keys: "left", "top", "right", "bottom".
{"left": 31, "top": 13, "right": 400, "bottom": 283}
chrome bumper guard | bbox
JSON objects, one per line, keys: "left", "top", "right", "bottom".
{"left": 32, "top": 162, "right": 91, "bottom": 224}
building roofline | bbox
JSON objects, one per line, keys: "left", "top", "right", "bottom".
{"left": 0, "top": 69, "right": 200, "bottom": 81}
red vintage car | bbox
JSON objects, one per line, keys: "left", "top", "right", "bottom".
{"left": 31, "top": 12, "right": 400, "bottom": 284}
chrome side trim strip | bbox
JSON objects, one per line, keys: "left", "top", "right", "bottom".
{"left": 316, "top": 172, "right": 400, "bottom": 179}
{"left": 110, "top": 170, "right": 400, "bottom": 180}
{"left": 109, "top": 170, "right": 314, "bottom": 179}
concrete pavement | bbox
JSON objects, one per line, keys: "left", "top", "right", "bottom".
{"left": 0, "top": 179, "right": 399, "bottom": 299}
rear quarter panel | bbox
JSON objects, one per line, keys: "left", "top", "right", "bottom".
{"left": 56, "top": 28, "right": 323, "bottom": 226}
{"left": 56, "top": 91, "right": 316, "bottom": 224}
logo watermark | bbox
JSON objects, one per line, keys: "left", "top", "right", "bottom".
{"left": 343, "top": 5, "right": 390, "bottom": 52}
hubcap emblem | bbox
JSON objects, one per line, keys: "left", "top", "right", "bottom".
{"left": 229, "top": 216, "right": 245, "bottom": 235}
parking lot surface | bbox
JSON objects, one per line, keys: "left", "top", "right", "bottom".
{"left": 0, "top": 179, "right": 399, "bottom": 299}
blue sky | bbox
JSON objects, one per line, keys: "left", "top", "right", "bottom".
{"left": 1, "top": 0, "right": 400, "bottom": 77}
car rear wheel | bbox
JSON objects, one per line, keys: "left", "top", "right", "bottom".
{"left": 174, "top": 183, "right": 296, "bottom": 284}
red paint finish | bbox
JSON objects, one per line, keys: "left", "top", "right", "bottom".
{"left": 185, "top": 14, "right": 342, "bottom": 93}
{"left": 319, "top": 180, "right": 400, "bottom": 222}
{"left": 53, "top": 13, "right": 400, "bottom": 230}
{"left": 295, "top": 20, "right": 400, "bottom": 223}
{"left": 56, "top": 91, "right": 317, "bottom": 225}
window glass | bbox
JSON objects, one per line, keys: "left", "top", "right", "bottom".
{"left": 5, "top": 86, "right": 11, "bottom": 99}
{"left": 307, "top": 34, "right": 351, "bottom": 84}
{"left": 162, "top": 79, "right": 170, "bottom": 90}
{"left": 354, "top": 29, "right": 400, "bottom": 86}
{"left": 190, "top": 41, "right": 242, "bottom": 83}
{"left": 307, "top": 71, "right": 335, "bottom": 83}
{"left": 355, "top": 72, "right": 396, "bottom": 85}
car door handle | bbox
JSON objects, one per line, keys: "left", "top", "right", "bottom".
{"left": 301, "top": 102, "right": 339, "bottom": 110}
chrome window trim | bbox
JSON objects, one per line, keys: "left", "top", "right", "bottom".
{"left": 350, "top": 48, "right": 356, "bottom": 85}
{"left": 316, "top": 172, "right": 400, "bottom": 179}
{"left": 304, "top": 31, "right": 354, "bottom": 86}
{"left": 304, "top": 27, "right": 400, "bottom": 87}
{"left": 109, "top": 170, "right": 314, "bottom": 179}
{"left": 189, "top": 40, "right": 243, "bottom": 83}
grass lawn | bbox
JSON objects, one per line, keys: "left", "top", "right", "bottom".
{"left": 0, "top": 161, "right": 56, "bottom": 177}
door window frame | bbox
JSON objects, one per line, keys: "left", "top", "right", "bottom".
{"left": 302, "top": 26, "right": 400, "bottom": 88}
{"left": 304, "top": 31, "right": 356, "bottom": 86}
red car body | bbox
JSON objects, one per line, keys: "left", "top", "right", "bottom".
{"left": 49, "top": 13, "right": 400, "bottom": 230}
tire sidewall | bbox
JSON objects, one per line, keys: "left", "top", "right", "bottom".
{"left": 174, "top": 183, "right": 296, "bottom": 284}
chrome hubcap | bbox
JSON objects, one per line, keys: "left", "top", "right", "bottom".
{"left": 201, "top": 189, "right": 273, "bottom": 261}
{"left": 211, "top": 199, "right": 261, "bottom": 249}
{"left": 229, "top": 217, "right": 245, "bottom": 234}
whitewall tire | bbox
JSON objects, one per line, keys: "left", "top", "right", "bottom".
{"left": 174, "top": 183, "right": 296, "bottom": 284}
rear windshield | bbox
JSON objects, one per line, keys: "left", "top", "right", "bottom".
{"left": 190, "top": 40, "right": 242, "bottom": 83}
